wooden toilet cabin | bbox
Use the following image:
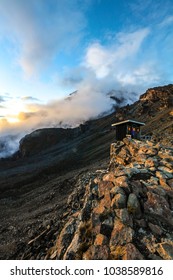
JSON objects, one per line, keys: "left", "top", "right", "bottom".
{"left": 111, "top": 119, "right": 145, "bottom": 141}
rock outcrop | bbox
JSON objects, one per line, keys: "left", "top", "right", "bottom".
{"left": 47, "top": 138, "right": 173, "bottom": 260}
{"left": 113, "top": 85, "right": 173, "bottom": 147}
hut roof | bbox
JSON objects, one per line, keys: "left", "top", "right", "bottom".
{"left": 111, "top": 119, "right": 145, "bottom": 127}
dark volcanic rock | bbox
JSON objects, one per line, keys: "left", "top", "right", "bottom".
{"left": 19, "top": 127, "right": 80, "bottom": 157}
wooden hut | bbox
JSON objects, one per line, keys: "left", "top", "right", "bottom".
{"left": 111, "top": 119, "right": 145, "bottom": 140}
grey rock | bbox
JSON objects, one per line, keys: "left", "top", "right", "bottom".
{"left": 127, "top": 193, "right": 142, "bottom": 218}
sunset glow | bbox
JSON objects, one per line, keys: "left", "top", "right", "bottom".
{"left": 0, "top": 98, "right": 36, "bottom": 127}
{"left": 5, "top": 116, "right": 20, "bottom": 124}
{"left": 0, "top": 0, "right": 173, "bottom": 137}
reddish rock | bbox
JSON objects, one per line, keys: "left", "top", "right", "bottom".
{"left": 158, "top": 151, "right": 173, "bottom": 161}
{"left": 135, "top": 154, "right": 147, "bottom": 164}
{"left": 123, "top": 138, "right": 139, "bottom": 156}
{"left": 114, "top": 167, "right": 127, "bottom": 177}
{"left": 148, "top": 176, "right": 159, "bottom": 185}
{"left": 158, "top": 166, "right": 173, "bottom": 178}
{"left": 141, "top": 235, "right": 157, "bottom": 254}
{"left": 110, "top": 245, "right": 126, "bottom": 260}
{"left": 54, "top": 217, "right": 78, "bottom": 259}
{"left": 122, "top": 243, "right": 144, "bottom": 260}
{"left": 102, "top": 189, "right": 112, "bottom": 208}
{"left": 47, "top": 129, "right": 173, "bottom": 261}
{"left": 114, "top": 176, "right": 130, "bottom": 193}
{"left": 83, "top": 245, "right": 110, "bottom": 260}
{"left": 157, "top": 242, "right": 173, "bottom": 260}
{"left": 149, "top": 167, "right": 156, "bottom": 171}
{"left": 93, "top": 204, "right": 106, "bottom": 216}
{"left": 92, "top": 199, "right": 111, "bottom": 234}
{"left": 144, "top": 192, "right": 173, "bottom": 226}
{"left": 118, "top": 147, "right": 131, "bottom": 163}
{"left": 63, "top": 232, "right": 81, "bottom": 260}
{"left": 159, "top": 177, "right": 169, "bottom": 188}
{"left": 110, "top": 242, "right": 144, "bottom": 260}
{"left": 156, "top": 170, "right": 167, "bottom": 179}
{"left": 115, "top": 156, "right": 127, "bottom": 165}
{"left": 92, "top": 188, "right": 111, "bottom": 217}
{"left": 145, "top": 158, "right": 157, "bottom": 168}
{"left": 94, "top": 234, "right": 108, "bottom": 246}
{"left": 122, "top": 138, "right": 132, "bottom": 146}
{"left": 138, "top": 146, "right": 157, "bottom": 156}
{"left": 103, "top": 172, "right": 115, "bottom": 183}
{"left": 129, "top": 146, "right": 138, "bottom": 157}
{"left": 110, "top": 219, "right": 134, "bottom": 246}
{"left": 98, "top": 181, "right": 114, "bottom": 197}
{"left": 138, "top": 146, "right": 149, "bottom": 155}
{"left": 159, "top": 160, "right": 173, "bottom": 169}
{"left": 110, "top": 142, "right": 124, "bottom": 156}
{"left": 114, "top": 175, "right": 128, "bottom": 186}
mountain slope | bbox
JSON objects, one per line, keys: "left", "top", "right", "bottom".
{"left": 0, "top": 84, "right": 173, "bottom": 259}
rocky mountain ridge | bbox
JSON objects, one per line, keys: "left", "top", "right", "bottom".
{"left": 0, "top": 84, "right": 173, "bottom": 259}
{"left": 45, "top": 138, "right": 173, "bottom": 260}
{"left": 18, "top": 84, "right": 173, "bottom": 157}
{"left": 11, "top": 137, "right": 173, "bottom": 260}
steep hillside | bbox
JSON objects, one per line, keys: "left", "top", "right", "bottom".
{"left": 46, "top": 138, "right": 173, "bottom": 260}
{"left": 0, "top": 84, "right": 173, "bottom": 259}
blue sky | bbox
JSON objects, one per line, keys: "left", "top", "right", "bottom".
{"left": 0, "top": 0, "right": 173, "bottom": 132}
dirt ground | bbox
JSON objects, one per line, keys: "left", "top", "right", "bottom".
{"left": 0, "top": 145, "right": 109, "bottom": 260}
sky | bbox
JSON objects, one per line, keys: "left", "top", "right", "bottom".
{"left": 0, "top": 0, "right": 173, "bottom": 154}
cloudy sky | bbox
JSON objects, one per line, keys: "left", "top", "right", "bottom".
{"left": 0, "top": 0, "right": 173, "bottom": 134}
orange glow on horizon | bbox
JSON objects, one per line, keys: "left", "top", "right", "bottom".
{"left": 0, "top": 99, "right": 38, "bottom": 126}
{"left": 5, "top": 116, "right": 20, "bottom": 124}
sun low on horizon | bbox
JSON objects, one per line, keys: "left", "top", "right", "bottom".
{"left": 0, "top": 0, "right": 173, "bottom": 134}
{"left": 0, "top": 97, "right": 39, "bottom": 129}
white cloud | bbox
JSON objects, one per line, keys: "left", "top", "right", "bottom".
{"left": 81, "top": 27, "right": 161, "bottom": 91}
{"left": 0, "top": 0, "right": 87, "bottom": 75}
{"left": 83, "top": 28, "right": 150, "bottom": 81}
{"left": 0, "top": 1, "right": 173, "bottom": 159}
